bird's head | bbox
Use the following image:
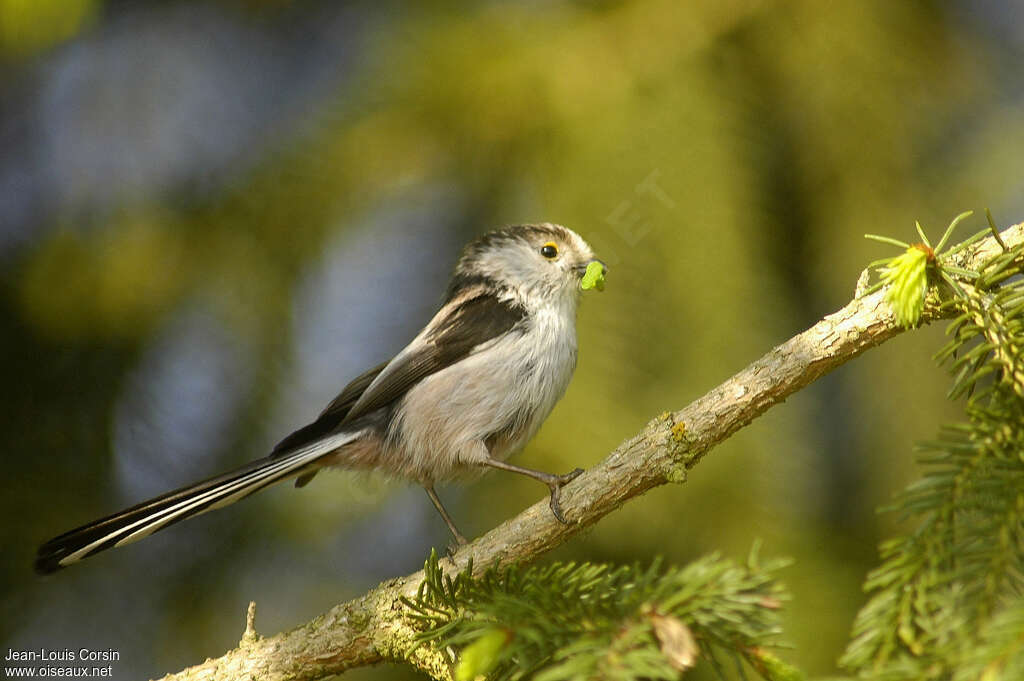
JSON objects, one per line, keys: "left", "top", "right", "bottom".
{"left": 450, "top": 223, "right": 606, "bottom": 306}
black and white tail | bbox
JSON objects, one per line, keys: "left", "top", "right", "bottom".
{"left": 34, "top": 431, "right": 359, "bottom": 574}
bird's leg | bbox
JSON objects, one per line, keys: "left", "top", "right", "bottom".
{"left": 482, "top": 459, "right": 584, "bottom": 524}
{"left": 423, "top": 484, "right": 469, "bottom": 552}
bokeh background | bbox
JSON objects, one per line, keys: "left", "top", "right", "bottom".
{"left": 2, "top": 1, "right": 1023, "bottom": 679}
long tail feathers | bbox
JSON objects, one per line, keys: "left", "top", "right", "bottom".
{"left": 35, "top": 431, "right": 359, "bottom": 574}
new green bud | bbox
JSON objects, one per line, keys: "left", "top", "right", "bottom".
{"left": 881, "top": 245, "right": 930, "bottom": 328}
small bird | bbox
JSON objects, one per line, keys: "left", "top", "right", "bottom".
{"left": 35, "top": 224, "right": 605, "bottom": 574}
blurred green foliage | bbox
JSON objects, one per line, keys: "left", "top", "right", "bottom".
{"left": 0, "top": 0, "right": 98, "bottom": 57}
{"left": 3, "top": 1, "right": 1023, "bottom": 680}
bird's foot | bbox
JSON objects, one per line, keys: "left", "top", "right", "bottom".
{"left": 446, "top": 531, "right": 469, "bottom": 558}
{"left": 546, "top": 467, "right": 584, "bottom": 524}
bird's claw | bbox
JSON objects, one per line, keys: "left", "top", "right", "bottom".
{"left": 547, "top": 467, "right": 585, "bottom": 524}
{"left": 446, "top": 532, "right": 469, "bottom": 558}
{"left": 558, "top": 467, "right": 584, "bottom": 485}
{"left": 548, "top": 490, "right": 569, "bottom": 523}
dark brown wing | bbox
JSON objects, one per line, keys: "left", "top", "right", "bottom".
{"left": 271, "top": 289, "right": 526, "bottom": 457}
{"left": 343, "top": 291, "right": 526, "bottom": 422}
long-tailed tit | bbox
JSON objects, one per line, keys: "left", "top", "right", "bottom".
{"left": 35, "top": 224, "right": 605, "bottom": 574}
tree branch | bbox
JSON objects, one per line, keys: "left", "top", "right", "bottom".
{"left": 156, "top": 223, "right": 1024, "bottom": 681}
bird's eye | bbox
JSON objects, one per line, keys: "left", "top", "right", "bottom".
{"left": 540, "top": 242, "right": 559, "bottom": 259}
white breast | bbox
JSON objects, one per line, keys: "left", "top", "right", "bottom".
{"left": 387, "top": 297, "right": 579, "bottom": 483}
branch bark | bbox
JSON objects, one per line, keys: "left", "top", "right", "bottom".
{"left": 156, "top": 223, "right": 1024, "bottom": 681}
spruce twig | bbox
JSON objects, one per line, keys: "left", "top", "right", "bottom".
{"left": 841, "top": 233, "right": 1024, "bottom": 681}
